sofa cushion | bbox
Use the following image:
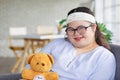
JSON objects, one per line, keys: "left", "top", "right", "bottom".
{"left": 110, "top": 44, "right": 120, "bottom": 80}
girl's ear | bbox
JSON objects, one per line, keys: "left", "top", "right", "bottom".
{"left": 91, "top": 23, "right": 97, "bottom": 32}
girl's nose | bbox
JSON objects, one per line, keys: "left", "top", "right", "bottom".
{"left": 74, "top": 30, "right": 80, "bottom": 35}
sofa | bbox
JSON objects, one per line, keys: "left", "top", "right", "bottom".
{"left": 110, "top": 44, "right": 120, "bottom": 80}
{"left": 0, "top": 44, "right": 120, "bottom": 80}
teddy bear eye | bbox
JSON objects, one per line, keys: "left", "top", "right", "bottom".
{"left": 41, "top": 63, "right": 45, "bottom": 66}
{"left": 36, "top": 62, "right": 39, "bottom": 65}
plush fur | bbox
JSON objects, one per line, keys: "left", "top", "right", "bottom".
{"left": 22, "top": 52, "right": 59, "bottom": 80}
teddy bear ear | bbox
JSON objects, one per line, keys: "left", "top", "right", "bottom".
{"left": 47, "top": 54, "right": 54, "bottom": 64}
{"left": 27, "top": 54, "right": 35, "bottom": 64}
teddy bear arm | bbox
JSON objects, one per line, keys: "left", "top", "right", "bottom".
{"left": 22, "top": 69, "right": 36, "bottom": 80}
{"left": 45, "top": 72, "right": 59, "bottom": 80}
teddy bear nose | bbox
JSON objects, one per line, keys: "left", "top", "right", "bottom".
{"left": 41, "top": 63, "right": 45, "bottom": 66}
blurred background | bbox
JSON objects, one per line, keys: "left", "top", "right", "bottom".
{"left": 0, "top": 0, "right": 120, "bottom": 74}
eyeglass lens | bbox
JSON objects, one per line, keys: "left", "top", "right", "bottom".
{"left": 66, "top": 24, "right": 92, "bottom": 35}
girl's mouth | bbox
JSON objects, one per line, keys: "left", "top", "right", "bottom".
{"left": 74, "top": 37, "right": 83, "bottom": 41}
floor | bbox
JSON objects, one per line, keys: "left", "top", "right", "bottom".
{"left": 0, "top": 57, "right": 16, "bottom": 74}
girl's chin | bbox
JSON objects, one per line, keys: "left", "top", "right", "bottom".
{"left": 73, "top": 41, "right": 86, "bottom": 48}
{"left": 74, "top": 43, "right": 88, "bottom": 48}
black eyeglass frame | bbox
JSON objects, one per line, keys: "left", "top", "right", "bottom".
{"left": 65, "top": 23, "right": 93, "bottom": 35}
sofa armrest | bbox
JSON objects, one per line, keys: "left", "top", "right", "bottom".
{"left": 0, "top": 73, "right": 22, "bottom": 80}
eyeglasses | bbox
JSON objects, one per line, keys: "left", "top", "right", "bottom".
{"left": 65, "top": 24, "right": 93, "bottom": 35}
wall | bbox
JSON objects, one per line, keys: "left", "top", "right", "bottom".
{"left": 0, "top": 0, "right": 80, "bottom": 57}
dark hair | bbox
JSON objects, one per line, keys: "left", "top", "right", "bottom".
{"left": 67, "top": 7, "right": 111, "bottom": 50}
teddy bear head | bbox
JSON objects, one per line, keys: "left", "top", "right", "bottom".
{"left": 27, "top": 52, "right": 54, "bottom": 72}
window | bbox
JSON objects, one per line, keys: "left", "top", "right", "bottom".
{"left": 95, "top": 0, "right": 120, "bottom": 44}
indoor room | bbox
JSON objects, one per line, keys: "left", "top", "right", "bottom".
{"left": 0, "top": 0, "right": 120, "bottom": 80}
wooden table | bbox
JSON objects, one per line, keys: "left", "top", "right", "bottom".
{"left": 11, "top": 34, "right": 65, "bottom": 73}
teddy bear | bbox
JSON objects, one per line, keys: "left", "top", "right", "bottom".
{"left": 22, "top": 52, "right": 59, "bottom": 80}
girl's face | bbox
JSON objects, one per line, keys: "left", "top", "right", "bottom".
{"left": 66, "top": 21, "right": 97, "bottom": 48}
